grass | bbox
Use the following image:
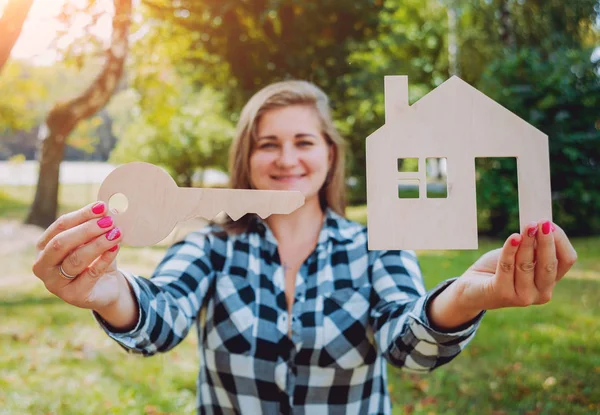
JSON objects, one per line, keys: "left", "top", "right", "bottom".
{"left": 0, "top": 183, "right": 101, "bottom": 220}
{"left": 1, "top": 186, "right": 599, "bottom": 414}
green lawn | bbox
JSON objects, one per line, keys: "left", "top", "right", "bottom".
{"left": 1, "top": 186, "right": 599, "bottom": 414}
{"left": 0, "top": 183, "right": 101, "bottom": 220}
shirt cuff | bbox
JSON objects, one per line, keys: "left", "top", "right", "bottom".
{"left": 92, "top": 269, "right": 146, "bottom": 349}
{"left": 409, "top": 278, "right": 485, "bottom": 342}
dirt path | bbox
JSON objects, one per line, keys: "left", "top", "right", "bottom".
{"left": 0, "top": 220, "right": 43, "bottom": 255}
{"left": 0, "top": 218, "right": 209, "bottom": 290}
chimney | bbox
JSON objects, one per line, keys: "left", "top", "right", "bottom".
{"left": 384, "top": 75, "right": 409, "bottom": 124}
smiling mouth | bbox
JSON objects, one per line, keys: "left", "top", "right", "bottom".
{"left": 270, "top": 174, "right": 307, "bottom": 180}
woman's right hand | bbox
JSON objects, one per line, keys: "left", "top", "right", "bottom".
{"left": 32, "top": 201, "right": 125, "bottom": 312}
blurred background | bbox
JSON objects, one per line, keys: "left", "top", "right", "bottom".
{"left": 0, "top": 1, "right": 598, "bottom": 414}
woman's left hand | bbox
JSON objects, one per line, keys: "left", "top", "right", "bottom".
{"left": 454, "top": 220, "right": 578, "bottom": 311}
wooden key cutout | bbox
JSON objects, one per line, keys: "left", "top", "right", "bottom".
{"left": 97, "top": 162, "right": 305, "bottom": 246}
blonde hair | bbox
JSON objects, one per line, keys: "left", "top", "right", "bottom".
{"left": 223, "top": 80, "right": 347, "bottom": 233}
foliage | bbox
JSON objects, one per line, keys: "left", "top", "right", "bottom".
{"left": 110, "top": 85, "right": 234, "bottom": 187}
{"left": 0, "top": 59, "right": 116, "bottom": 160}
{"left": 0, "top": 61, "right": 47, "bottom": 132}
{"left": 338, "top": 0, "right": 451, "bottom": 203}
{"left": 478, "top": 43, "right": 600, "bottom": 236}
{"left": 109, "top": 17, "right": 235, "bottom": 187}
{"left": 143, "top": 0, "right": 384, "bottom": 106}
{"left": 340, "top": 0, "right": 600, "bottom": 205}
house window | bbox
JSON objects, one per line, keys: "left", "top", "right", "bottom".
{"left": 426, "top": 158, "right": 448, "bottom": 198}
{"left": 397, "top": 158, "right": 418, "bottom": 172}
{"left": 397, "top": 158, "right": 448, "bottom": 199}
{"left": 398, "top": 180, "right": 419, "bottom": 199}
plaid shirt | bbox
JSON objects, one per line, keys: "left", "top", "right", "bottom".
{"left": 95, "top": 209, "right": 484, "bottom": 414}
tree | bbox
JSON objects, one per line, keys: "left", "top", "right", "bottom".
{"left": 110, "top": 86, "right": 234, "bottom": 187}
{"left": 0, "top": 61, "right": 45, "bottom": 132}
{"left": 0, "top": 0, "right": 34, "bottom": 73}
{"left": 478, "top": 43, "right": 600, "bottom": 237}
{"left": 143, "top": 0, "right": 383, "bottom": 105}
{"left": 104, "top": 13, "right": 234, "bottom": 187}
{"left": 469, "top": 0, "right": 600, "bottom": 236}
{"left": 25, "top": 0, "right": 132, "bottom": 228}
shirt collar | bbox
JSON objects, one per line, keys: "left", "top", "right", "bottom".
{"left": 248, "top": 207, "right": 358, "bottom": 249}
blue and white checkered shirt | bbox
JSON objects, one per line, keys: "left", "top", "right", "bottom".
{"left": 95, "top": 209, "right": 484, "bottom": 414}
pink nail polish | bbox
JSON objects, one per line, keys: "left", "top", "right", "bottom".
{"left": 527, "top": 226, "right": 538, "bottom": 238}
{"left": 108, "top": 244, "right": 119, "bottom": 252}
{"left": 92, "top": 202, "right": 105, "bottom": 214}
{"left": 106, "top": 228, "right": 121, "bottom": 241}
{"left": 542, "top": 221, "right": 551, "bottom": 235}
{"left": 551, "top": 224, "right": 556, "bottom": 232}
{"left": 511, "top": 237, "right": 520, "bottom": 246}
{"left": 97, "top": 216, "right": 113, "bottom": 228}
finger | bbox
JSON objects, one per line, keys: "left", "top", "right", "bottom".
{"left": 493, "top": 233, "right": 521, "bottom": 291}
{"left": 534, "top": 220, "right": 558, "bottom": 301}
{"left": 44, "top": 228, "right": 121, "bottom": 291}
{"left": 36, "top": 201, "right": 107, "bottom": 251}
{"left": 61, "top": 245, "right": 121, "bottom": 309}
{"left": 59, "top": 227, "right": 122, "bottom": 281}
{"left": 79, "top": 244, "right": 119, "bottom": 286}
{"left": 514, "top": 222, "right": 538, "bottom": 299}
{"left": 33, "top": 215, "right": 116, "bottom": 279}
{"left": 551, "top": 223, "right": 577, "bottom": 281}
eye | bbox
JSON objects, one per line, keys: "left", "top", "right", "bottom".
{"left": 297, "top": 141, "right": 314, "bottom": 147}
{"left": 258, "top": 142, "right": 277, "bottom": 149}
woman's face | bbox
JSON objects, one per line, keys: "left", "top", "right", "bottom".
{"left": 249, "top": 105, "right": 333, "bottom": 203}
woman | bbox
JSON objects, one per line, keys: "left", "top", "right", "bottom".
{"left": 32, "top": 80, "right": 577, "bottom": 414}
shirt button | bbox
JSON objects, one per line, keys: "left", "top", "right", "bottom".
{"left": 277, "top": 314, "right": 288, "bottom": 333}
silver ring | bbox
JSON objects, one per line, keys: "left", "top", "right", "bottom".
{"left": 59, "top": 264, "right": 77, "bottom": 280}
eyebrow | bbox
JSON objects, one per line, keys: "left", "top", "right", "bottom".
{"left": 256, "top": 133, "right": 318, "bottom": 141}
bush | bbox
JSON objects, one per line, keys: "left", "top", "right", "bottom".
{"left": 477, "top": 44, "right": 600, "bottom": 236}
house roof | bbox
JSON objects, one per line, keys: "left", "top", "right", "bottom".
{"left": 408, "top": 76, "right": 545, "bottom": 137}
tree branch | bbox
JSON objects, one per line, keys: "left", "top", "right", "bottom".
{"left": 0, "top": 0, "right": 34, "bottom": 73}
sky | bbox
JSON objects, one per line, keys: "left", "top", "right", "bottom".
{"left": 6, "top": 0, "right": 113, "bottom": 65}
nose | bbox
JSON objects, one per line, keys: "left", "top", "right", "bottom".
{"left": 275, "top": 143, "right": 298, "bottom": 168}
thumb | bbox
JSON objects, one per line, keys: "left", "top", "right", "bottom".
{"left": 469, "top": 248, "right": 502, "bottom": 274}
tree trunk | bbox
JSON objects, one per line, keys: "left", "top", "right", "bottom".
{"left": 499, "top": 0, "right": 515, "bottom": 48}
{"left": 0, "top": 0, "right": 34, "bottom": 73}
{"left": 25, "top": 0, "right": 132, "bottom": 228}
{"left": 446, "top": 2, "right": 459, "bottom": 77}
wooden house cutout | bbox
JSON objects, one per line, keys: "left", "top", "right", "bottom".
{"left": 366, "top": 76, "right": 552, "bottom": 250}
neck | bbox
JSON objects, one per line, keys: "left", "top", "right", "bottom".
{"left": 266, "top": 196, "right": 325, "bottom": 245}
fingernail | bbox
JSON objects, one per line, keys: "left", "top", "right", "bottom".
{"left": 108, "top": 244, "right": 119, "bottom": 252}
{"left": 511, "top": 236, "right": 521, "bottom": 246}
{"left": 106, "top": 228, "right": 121, "bottom": 241}
{"left": 551, "top": 223, "right": 556, "bottom": 232}
{"left": 527, "top": 225, "right": 538, "bottom": 238}
{"left": 97, "top": 216, "right": 113, "bottom": 228}
{"left": 542, "top": 221, "right": 551, "bottom": 235}
{"left": 92, "top": 202, "right": 105, "bottom": 214}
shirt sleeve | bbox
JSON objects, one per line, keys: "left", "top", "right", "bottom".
{"left": 93, "top": 230, "right": 218, "bottom": 356}
{"left": 369, "top": 249, "right": 485, "bottom": 372}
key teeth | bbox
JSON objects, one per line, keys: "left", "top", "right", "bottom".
{"left": 225, "top": 212, "right": 244, "bottom": 222}
{"left": 251, "top": 209, "right": 265, "bottom": 219}
{"left": 227, "top": 210, "right": 244, "bottom": 221}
